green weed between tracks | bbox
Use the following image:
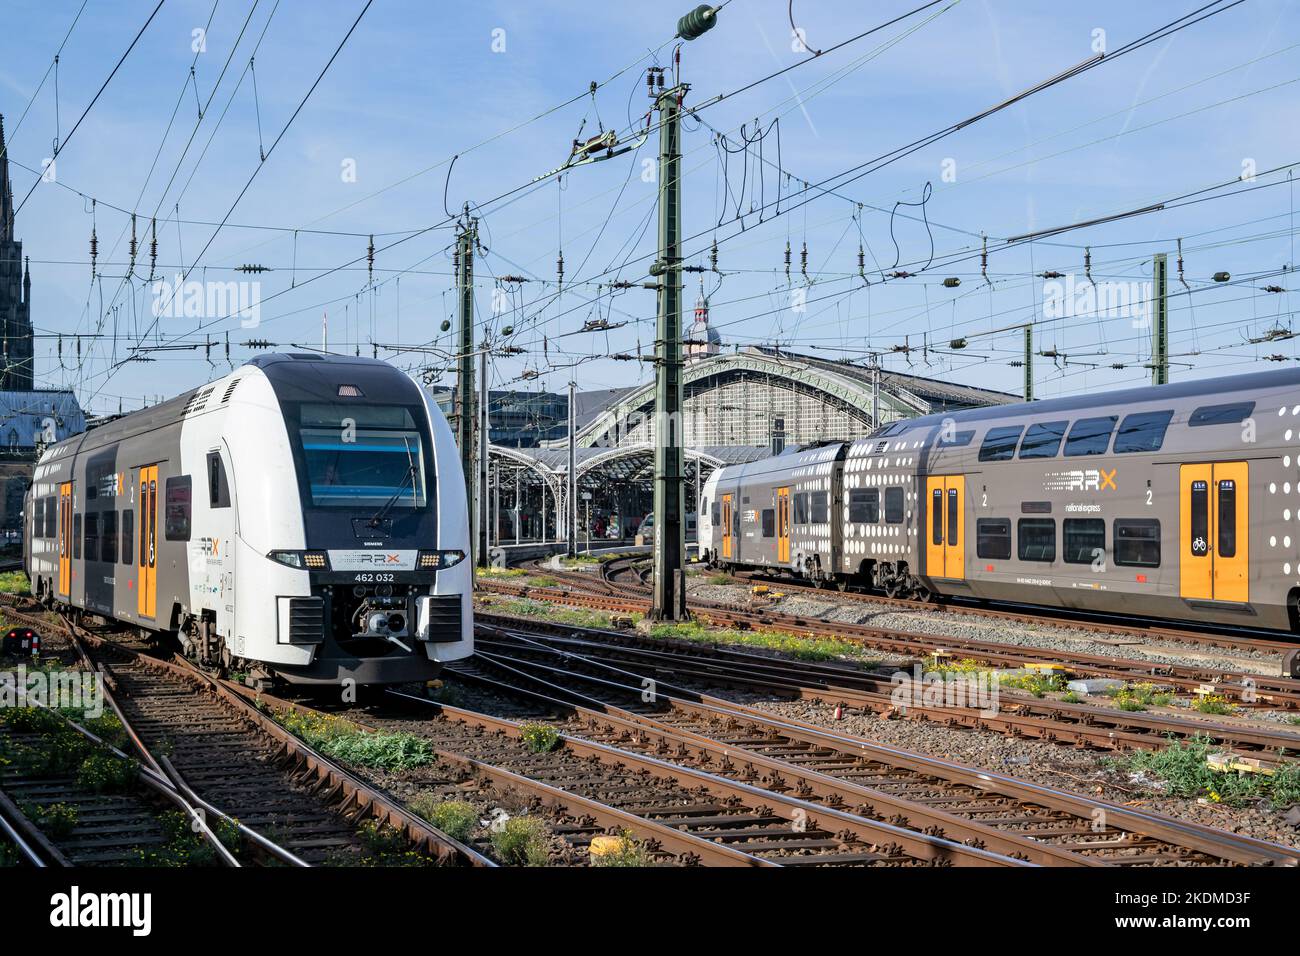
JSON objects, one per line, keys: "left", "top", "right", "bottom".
{"left": 1109, "top": 734, "right": 1300, "bottom": 807}
{"left": 274, "top": 708, "right": 434, "bottom": 771}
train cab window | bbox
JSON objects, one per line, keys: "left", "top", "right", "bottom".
{"left": 947, "top": 489, "right": 959, "bottom": 546}
{"left": 1114, "top": 410, "right": 1174, "bottom": 453}
{"left": 978, "top": 425, "right": 1023, "bottom": 462}
{"left": 761, "top": 509, "right": 775, "bottom": 537}
{"left": 810, "top": 491, "right": 829, "bottom": 524}
{"left": 1064, "top": 416, "right": 1117, "bottom": 456}
{"left": 793, "top": 493, "right": 809, "bottom": 525}
{"left": 165, "top": 476, "right": 193, "bottom": 542}
{"left": 1189, "top": 401, "right": 1254, "bottom": 427}
{"left": 43, "top": 497, "right": 56, "bottom": 539}
{"left": 1063, "top": 518, "right": 1105, "bottom": 564}
{"left": 84, "top": 514, "right": 98, "bottom": 561}
{"left": 701, "top": 498, "right": 709, "bottom": 523}
{"left": 1017, "top": 421, "right": 1067, "bottom": 459}
{"left": 976, "top": 519, "right": 1011, "bottom": 559}
{"left": 848, "top": 488, "right": 879, "bottom": 523}
{"left": 931, "top": 489, "right": 943, "bottom": 545}
{"left": 122, "top": 510, "right": 134, "bottom": 566}
{"left": 73, "top": 515, "right": 81, "bottom": 559}
{"left": 884, "top": 487, "right": 905, "bottom": 524}
{"left": 1114, "top": 519, "right": 1160, "bottom": 567}
{"left": 33, "top": 498, "right": 44, "bottom": 538}
{"left": 1218, "top": 480, "right": 1237, "bottom": 558}
{"left": 102, "top": 511, "right": 118, "bottom": 564}
{"left": 207, "top": 452, "right": 231, "bottom": 508}
{"left": 1017, "top": 518, "right": 1055, "bottom": 562}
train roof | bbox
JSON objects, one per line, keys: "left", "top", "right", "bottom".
{"left": 42, "top": 353, "right": 420, "bottom": 460}
{"left": 872, "top": 367, "right": 1300, "bottom": 437}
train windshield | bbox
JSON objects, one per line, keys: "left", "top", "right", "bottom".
{"left": 293, "top": 403, "right": 428, "bottom": 509}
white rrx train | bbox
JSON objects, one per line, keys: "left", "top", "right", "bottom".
{"left": 23, "top": 353, "right": 473, "bottom": 685}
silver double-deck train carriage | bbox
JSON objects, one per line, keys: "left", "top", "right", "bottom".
{"left": 700, "top": 367, "right": 1300, "bottom": 635}
{"left": 23, "top": 353, "right": 474, "bottom": 685}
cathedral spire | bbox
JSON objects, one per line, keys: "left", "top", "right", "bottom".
{"left": 0, "top": 113, "right": 13, "bottom": 243}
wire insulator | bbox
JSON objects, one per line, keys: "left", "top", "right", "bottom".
{"left": 557, "top": 251, "right": 565, "bottom": 286}
{"left": 677, "top": 5, "right": 717, "bottom": 41}
{"left": 367, "top": 234, "right": 375, "bottom": 286}
{"left": 800, "top": 242, "right": 808, "bottom": 279}
{"left": 783, "top": 241, "right": 791, "bottom": 280}
{"left": 149, "top": 218, "right": 158, "bottom": 280}
{"left": 128, "top": 214, "right": 138, "bottom": 268}
{"left": 710, "top": 240, "right": 718, "bottom": 272}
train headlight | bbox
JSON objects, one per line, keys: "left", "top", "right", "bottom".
{"left": 418, "top": 549, "right": 465, "bottom": 569}
{"left": 268, "top": 550, "right": 330, "bottom": 570}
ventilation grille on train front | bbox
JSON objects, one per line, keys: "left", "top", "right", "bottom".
{"left": 221, "top": 378, "right": 241, "bottom": 403}
{"left": 422, "top": 595, "right": 462, "bottom": 642}
{"left": 286, "top": 597, "right": 325, "bottom": 644}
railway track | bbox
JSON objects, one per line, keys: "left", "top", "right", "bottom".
{"left": 0, "top": 596, "right": 491, "bottom": 868}
{"left": 451, "top": 622, "right": 1300, "bottom": 867}
{"left": 484, "top": 566, "right": 1300, "bottom": 709}
{"left": 599, "top": 553, "right": 1300, "bottom": 659}
{"left": 471, "top": 613, "right": 1300, "bottom": 761}
{"left": 250, "top": 685, "right": 1022, "bottom": 867}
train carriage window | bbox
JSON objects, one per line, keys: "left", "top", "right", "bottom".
{"left": 83, "top": 514, "right": 98, "bottom": 562}
{"left": 102, "top": 511, "right": 118, "bottom": 564}
{"left": 761, "top": 509, "right": 775, "bottom": 537}
{"left": 1063, "top": 518, "right": 1105, "bottom": 564}
{"left": 810, "top": 491, "right": 829, "bottom": 524}
{"left": 936, "top": 429, "right": 975, "bottom": 447}
{"left": 165, "top": 476, "right": 193, "bottom": 542}
{"left": 1114, "top": 518, "right": 1160, "bottom": 567}
{"left": 711, "top": 501, "right": 720, "bottom": 525}
{"left": 976, "top": 519, "right": 1011, "bottom": 559}
{"left": 884, "top": 487, "right": 905, "bottom": 524}
{"left": 1017, "top": 518, "right": 1055, "bottom": 562}
{"left": 73, "top": 515, "right": 81, "bottom": 560}
{"left": 1114, "top": 410, "right": 1174, "bottom": 453}
{"left": 1017, "top": 421, "right": 1068, "bottom": 459}
{"left": 793, "top": 493, "right": 809, "bottom": 525}
{"left": 1217, "top": 479, "right": 1237, "bottom": 558}
{"left": 122, "top": 510, "right": 134, "bottom": 566}
{"left": 1064, "top": 416, "right": 1117, "bottom": 456}
{"left": 43, "top": 496, "right": 56, "bottom": 539}
{"left": 947, "top": 488, "right": 959, "bottom": 547}
{"left": 207, "top": 452, "right": 231, "bottom": 508}
{"left": 1189, "top": 480, "right": 1208, "bottom": 556}
{"left": 1189, "top": 401, "right": 1254, "bottom": 427}
{"left": 848, "top": 488, "right": 879, "bottom": 523}
{"left": 33, "top": 498, "right": 44, "bottom": 538}
{"left": 978, "top": 425, "right": 1023, "bottom": 462}
{"left": 931, "top": 489, "right": 943, "bottom": 545}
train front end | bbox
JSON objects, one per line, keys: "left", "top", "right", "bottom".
{"left": 229, "top": 354, "right": 472, "bottom": 686}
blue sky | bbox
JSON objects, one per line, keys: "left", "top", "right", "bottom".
{"left": 1, "top": 0, "right": 1297, "bottom": 416}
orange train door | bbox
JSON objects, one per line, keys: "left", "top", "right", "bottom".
{"left": 720, "top": 493, "right": 734, "bottom": 560}
{"left": 925, "top": 475, "right": 966, "bottom": 580}
{"left": 57, "top": 482, "right": 72, "bottom": 598}
{"left": 1180, "top": 462, "right": 1248, "bottom": 602}
{"left": 776, "top": 487, "right": 790, "bottom": 563}
{"left": 138, "top": 465, "right": 158, "bottom": 618}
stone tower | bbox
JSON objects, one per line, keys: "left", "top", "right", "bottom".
{"left": 0, "top": 114, "right": 35, "bottom": 391}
